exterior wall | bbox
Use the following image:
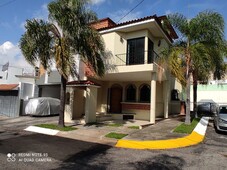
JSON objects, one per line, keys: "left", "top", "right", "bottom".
{"left": 101, "top": 29, "right": 162, "bottom": 67}
{"left": 0, "top": 67, "right": 23, "bottom": 84}
{"left": 39, "top": 85, "right": 61, "bottom": 99}
{"left": 20, "top": 83, "right": 34, "bottom": 100}
{"left": 190, "top": 85, "right": 227, "bottom": 104}
{"left": 96, "top": 81, "right": 165, "bottom": 120}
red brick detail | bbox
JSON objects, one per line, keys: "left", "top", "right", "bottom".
{"left": 85, "top": 63, "right": 95, "bottom": 77}
{"left": 122, "top": 103, "right": 150, "bottom": 110}
{"left": 91, "top": 18, "right": 116, "bottom": 30}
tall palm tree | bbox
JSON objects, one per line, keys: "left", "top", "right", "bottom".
{"left": 192, "top": 45, "right": 227, "bottom": 117}
{"left": 160, "top": 10, "right": 225, "bottom": 124}
{"left": 20, "top": 0, "right": 105, "bottom": 127}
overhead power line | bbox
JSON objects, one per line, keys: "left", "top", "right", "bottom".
{"left": 117, "top": 0, "right": 145, "bottom": 23}
{"left": 0, "top": 0, "right": 17, "bottom": 8}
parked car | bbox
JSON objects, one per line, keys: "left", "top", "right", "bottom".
{"left": 197, "top": 99, "right": 216, "bottom": 116}
{"left": 214, "top": 105, "right": 227, "bottom": 132}
{"left": 25, "top": 97, "right": 60, "bottom": 116}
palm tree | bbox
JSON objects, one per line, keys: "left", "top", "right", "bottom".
{"left": 20, "top": 0, "right": 105, "bottom": 127}
{"left": 192, "top": 45, "right": 227, "bottom": 117}
{"left": 160, "top": 10, "right": 225, "bottom": 124}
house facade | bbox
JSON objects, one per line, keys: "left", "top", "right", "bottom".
{"left": 65, "top": 15, "right": 182, "bottom": 124}
{"left": 0, "top": 65, "right": 37, "bottom": 117}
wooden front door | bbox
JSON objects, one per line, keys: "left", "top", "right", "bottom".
{"left": 110, "top": 85, "right": 122, "bottom": 113}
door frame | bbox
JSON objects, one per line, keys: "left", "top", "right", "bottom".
{"left": 109, "top": 84, "right": 123, "bottom": 113}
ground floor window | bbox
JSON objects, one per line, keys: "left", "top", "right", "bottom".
{"left": 126, "top": 84, "right": 136, "bottom": 102}
{"left": 139, "top": 84, "right": 150, "bottom": 102}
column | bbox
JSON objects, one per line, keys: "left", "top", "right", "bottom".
{"left": 150, "top": 72, "right": 156, "bottom": 124}
{"left": 144, "top": 37, "right": 148, "bottom": 64}
{"left": 85, "top": 86, "right": 98, "bottom": 123}
{"left": 163, "top": 80, "right": 170, "bottom": 118}
{"left": 64, "top": 87, "right": 74, "bottom": 123}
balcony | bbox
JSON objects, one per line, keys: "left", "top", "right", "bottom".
{"left": 103, "top": 51, "right": 161, "bottom": 82}
{"left": 114, "top": 50, "right": 160, "bottom": 66}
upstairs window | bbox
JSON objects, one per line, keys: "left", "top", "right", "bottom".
{"left": 126, "top": 84, "right": 136, "bottom": 102}
{"left": 139, "top": 84, "right": 150, "bottom": 102}
{"left": 127, "top": 37, "right": 145, "bottom": 65}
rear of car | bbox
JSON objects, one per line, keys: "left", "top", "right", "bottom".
{"left": 214, "top": 105, "right": 227, "bottom": 132}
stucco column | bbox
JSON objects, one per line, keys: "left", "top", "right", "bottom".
{"left": 144, "top": 37, "right": 148, "bottom": 64}
{"left": 150, "top": 72, "right": 156, "bottom": 124}
{"left": 64, "top": 87, "right": 74, "bottom": 123}
{"left": 163, "top": 80, "right": 170, "bottom": 118}
{"left": 85, "top": 86, "right": 98, "bottom": 123}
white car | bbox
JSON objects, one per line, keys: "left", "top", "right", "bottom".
{"left": 25, "top": 97, "right": 60, "bottom": 116}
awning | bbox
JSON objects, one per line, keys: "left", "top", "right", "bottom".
{"left": 0, "top": 84, "right": 19, "bottom": 91}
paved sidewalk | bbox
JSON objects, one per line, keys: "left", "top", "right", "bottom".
{"left": 56, "top": 115, "right": 188, "bottom": 146}
{"left": 116, "top": 117, "right": 210, "bottom": 149}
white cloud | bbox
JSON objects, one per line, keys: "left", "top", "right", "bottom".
{"left": 109, "top": 9, "right": 142, "bottom": 23}
{"left": 0, "top": 41, "right": 32, "bottom": 69}
{"left": 91, "top": 0, "right": 106, "bottom": 5}
{"left": 33, "top": 3, "right": 49, "bottom": 20}
{"left": 165, "top": 10, "right": 172, "bottom": 15}
{"left": 20, "top": 3, "right": 49, "bottom": 32}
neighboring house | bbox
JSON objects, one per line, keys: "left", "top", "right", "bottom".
{"left": 35, "top": 57, "right": 85, "bottom": 99}
{"left": 65, "top": 15, "right": 183, "bottom": 124}
{"left": 35, "top": 70, "right": 61, "bottom": 99}
{"left": 0, "top": 65, "right": 37, "bottom": 117}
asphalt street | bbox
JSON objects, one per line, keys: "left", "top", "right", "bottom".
{"left": 0, "top": 117, "right": 227, "bottom": 170}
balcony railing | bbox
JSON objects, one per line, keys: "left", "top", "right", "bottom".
{"left": 114, "top": 50, "right": 160, "bottom": 66}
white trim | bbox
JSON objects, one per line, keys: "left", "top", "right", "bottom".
{"left": 99, "top": 18, "right": 155, "bottom": 34}
{"left": 153, "top": 21, "right": 172, "bottom": 44}
{"left": 24, "top": 126, "right": 59, "bottom": 135}
{"left": 194, "top": 117, "right": 210, "bottom": 135}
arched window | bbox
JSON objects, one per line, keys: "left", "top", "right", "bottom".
{"left": 139, "top": 84, "right": 150, "bottom": 102}
{"left": 126, "top": 84, "right": 136, "bottom": 102}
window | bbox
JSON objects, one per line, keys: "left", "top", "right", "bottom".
{"left": 127, "top": 37, "right": 145, "bottom": 65}
{"left": 126, "top": 84, "right": 136, "bottom": 102}
{"left": 139, "top": 84, "right": 150, "bottom": 102}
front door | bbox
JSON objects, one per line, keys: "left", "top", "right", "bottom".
{"left": 110, "top": 85, "right": 122, "bottom": 113}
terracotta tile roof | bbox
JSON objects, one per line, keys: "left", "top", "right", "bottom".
{"left": 0, "top": 84, "right": 19, "bottom": 91}
{"left": 67, "top": 80, "right": 101, "bottom": 87}
{"left": 97, "top": 15, "right": 178, "bottom": 42}
{"left": 97, "top": 15, "right": 157, "bottom": 31}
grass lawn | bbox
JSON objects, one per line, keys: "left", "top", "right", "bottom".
{"left": 128, "top": 126, "right": 140, "bottom": 129}
{"left": 106, "top": 123, "right": 123, "bottom": 127}
{"left": 173, "top": 118, "right": 200, "bottom": 134}
{"left": 35, "top": 124, "right": 77, "bottom": 131}
{"left": 105, "top": 132, "right": 128, "bottom": 139}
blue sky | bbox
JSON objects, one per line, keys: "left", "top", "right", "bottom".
{"left": 0, "top": 0, "right": 227, "bottom": 68}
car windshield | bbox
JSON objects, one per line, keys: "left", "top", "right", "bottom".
{"left": 219, "top": 106, "right": 227, "bottom": 114}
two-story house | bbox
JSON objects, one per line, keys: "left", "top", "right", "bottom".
{"left": 65, "top": 15, "right": 182, "bottom": 124}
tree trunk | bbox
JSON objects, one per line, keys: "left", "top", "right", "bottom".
{"left": 185, "top": 73, "right": 191, "bottom": 125}
{"left": 193, "top": 76, "right": 198, "bottom": 118}
{"left": 58, "top": 75, "right": 67, "bottom": 127}
{"left": 185, "top": 42, "right": 191, "bottom": 125}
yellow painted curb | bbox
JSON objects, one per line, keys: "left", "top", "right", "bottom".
{"left": 115, "top": 117, "right": 210, "bottom": 150}
{"left": 116, "top": 131, "right": 204, "bottom": 150}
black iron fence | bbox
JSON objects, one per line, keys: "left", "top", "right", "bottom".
{"left": 115, "top": 50, "right": 160, "bottom": 66}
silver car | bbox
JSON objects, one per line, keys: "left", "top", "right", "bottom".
{"left": 214, "top": 105, "right": 227, "bottom": 132}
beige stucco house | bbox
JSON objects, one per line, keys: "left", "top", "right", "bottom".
{"left": 65, "top": 15, "right": 183, "bottom": 124}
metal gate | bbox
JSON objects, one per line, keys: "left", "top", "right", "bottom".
{"left": 0, "top": 90, "right": 19, "bottom": 117}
